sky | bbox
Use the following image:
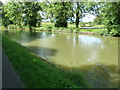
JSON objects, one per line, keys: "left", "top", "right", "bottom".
{"left": 0, "top": 0, "right": 8, "bottom": 4}
{"left": 82, "top": 13, "right": 96, "bottom": 22}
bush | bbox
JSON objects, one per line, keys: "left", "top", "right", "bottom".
{"left": 107, "top": 25, "right": 120, "bottom": 36}
{"left": 97, "top": 25, "right": 120, "bottom": 36}
{"left": 89, "top": 22, "right": 95, "bottom": 27}
{"left": 80, "top": 23, "right": 85, "bottom": 27}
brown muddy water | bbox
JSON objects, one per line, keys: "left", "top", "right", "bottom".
{"left": 4, "top": 30, "right": 119, "bottom": 88}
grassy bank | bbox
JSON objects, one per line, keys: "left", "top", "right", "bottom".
{"left": 1, "top": 22, "right": 107, "bottom": 35}
{"left": 2, "top": 35, "right": 87, "bottom": 88}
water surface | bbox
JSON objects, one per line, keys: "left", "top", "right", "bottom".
{"left": 5, "top": 31, "right": 119, "bottom": 88}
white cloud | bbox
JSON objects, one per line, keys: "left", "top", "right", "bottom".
{"left": 0, "top": 0, "right": 9, "bottom": 4}
{"left": 82, "top": 13, "right": 96, "bottom": 23}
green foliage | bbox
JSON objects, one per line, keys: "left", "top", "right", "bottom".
{"left": 80, "top": 22, "right": 85, "bottom": 27}
{"left": 53, "top": 2, "right": 72, "bottom": 27}
{"left": 99, "top": 2, "right": 120, "bottom": 36}
{"left": 22, "top": 2, "right": 42, "bottom": 27}
{"left": 2, "top": 2, "right": 42, "bottom": 27}
{"left": 0, "top": 1, "right": 3, "bottom": 25}
{"left": 2, "top": 2, "right": 14, "bottom": 27}
{"left": 75, "top": 2, "right": 82, "bottom": 28}
{"left": 41, "top": 2, "right": 73, "bottom": 27}
{"left": 101, "top": 2, "right": 120, "bottom": 25}
{"left": 85, "top": 2, "right": 104, "bottom": 15}
{"left": 1, "top": 1, "right": 120, "bottom": 36}
{"left": 3, "top": 2, "right": 22, "bottom": 26}
{"left": 94, "top": 15, "right": 102, "bottom": 25}
{"left": 97, "top": 25, "right": 120, "bottom": 36}
{"left": 108, "top": 25, "right": 120, "bottom": 36}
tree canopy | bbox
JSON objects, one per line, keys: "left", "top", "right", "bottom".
{"left": 101, "top": 2, "right": 120, "bottom": 25}
{"left": 2, "top": 2, "right": 42, "bottom": 27}
{"left": 1, "top": 1, "right": 120, "bottom": 35}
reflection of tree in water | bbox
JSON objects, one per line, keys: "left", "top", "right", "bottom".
{"left": 100, "top": 36, "right": 118, "bottom": 47}
{"left": 5, "top": 31, "right": 52, "bottom": 44}
{"left": 25, "top": 46, "right": 57, "bottom": 61}
{"left": 56, "top": 64, "right": 119, "bottom": 88}
{"left": 76, "top": 64, "right": 118, "bottom": 88}
{"left": 28, "top": 32, "right": 51, "bottom": 41}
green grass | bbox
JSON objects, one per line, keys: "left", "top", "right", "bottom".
{"left": 39, "top": 23, "right": 106, "bottom": 35}
{"left": 1, "top": 22, "right": 107, "bottom": 35}
{"left": 2, "top": 35, "right": 87, "bottom": 88}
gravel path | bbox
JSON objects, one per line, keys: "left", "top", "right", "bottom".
{"left": 2, "top": 51, "right": 23, "bottom": 88}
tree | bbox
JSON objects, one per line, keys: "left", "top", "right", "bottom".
{"left": 94, "top": 15, "right": 102, "bottom": 25}
{"left": 41, "top": 2, "right": 72, "bottom": 27}
{"left": 102, "top": 2, "right": 120, "bottom": 25}
{"left": 22, "top": 2, "right": 42, "bottom": 27}
{"left": 2, "top": 2, "right": 42, "bottom": 30}
{"left": 0, "top": 1, "right": 3, "bottom": 25}
{"left": 54, "top": 2, "right": 69, "bottom": 27}
{"left": 2, "top": 2, "right": 14, "bottom": 27}
{"left": 74, "top": 2, "right": 98, "bottom": 28}
{"left": 84, "top": 2, "right": 105, "bottom": 24}
{"left": 75, "top": 2, "right": 80, "bottom": 28}
{"left": 101, "top": 2, "right": 120, "bottom": 36}
{"left": 3, "top": 2, "right": 23, "bottom": 26}
{"left": 74, "top": 2, "right": 86, "bottom": 28}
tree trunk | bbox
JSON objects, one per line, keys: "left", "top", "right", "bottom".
{"left": 29, "top": 26, "right": 32, "bottom": 32}
{"left": 75, "top": 2, "right": 80, "bottom": 28}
